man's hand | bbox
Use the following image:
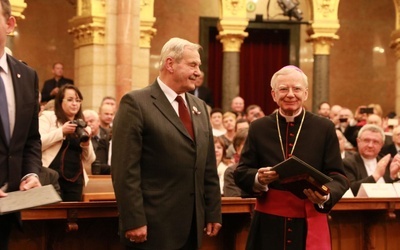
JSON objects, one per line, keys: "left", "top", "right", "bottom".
{"left": 125, "top": 225, "right": 147, "bottom": 243}
{"left": 20, "top": 175, "right": 41, "bottom": 191}
{"left": 390, "top": 153, "right": 400, "bottom": 179}
{"left": 373, "top": 154, "right": 391, "bottom": 181}
{"left": 205, "top": 222, "right": 221, "bottom": 237}
{"left": 257, "top": 167, "right": 279, "bottom": 185}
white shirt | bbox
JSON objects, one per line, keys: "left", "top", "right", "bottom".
{"left": 157, "top": 77, "right": 188, "bottom": 116}
{"left": 0, "top": 52, "right": 15, "bottom": 136}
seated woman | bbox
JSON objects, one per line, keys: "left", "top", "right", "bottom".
{"left": 39, "top": 84, "right": 95, "bottom": 201}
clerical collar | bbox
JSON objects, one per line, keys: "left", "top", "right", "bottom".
{"left": 278, "top": 108, "right": 303, "bottom": 122}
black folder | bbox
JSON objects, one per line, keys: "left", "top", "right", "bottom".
{"left": 270, "top": 156, "right": 333, "bottom": 199}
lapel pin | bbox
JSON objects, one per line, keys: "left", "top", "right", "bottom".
{"left": 17, "top": 74, "right": 21, "bottom": 78}
{"left": 192, "top": 106, "right": 201, "bottom": 115}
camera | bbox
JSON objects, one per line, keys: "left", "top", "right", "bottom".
{"left": 359, "top": 107, "right": 374, "bottom": 114}
{"left": 339, "top": 118, "right": 348, "bottom": 123}
{"left": 71, "top": 119, "right": 89, "bottom": 142}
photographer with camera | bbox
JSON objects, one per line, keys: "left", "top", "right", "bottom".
{"left": 39, "top": 84, "right": 95, "bottom": 201}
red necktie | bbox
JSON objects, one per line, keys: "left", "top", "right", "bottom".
{"left": 175, "top": 96, "right": 194, "bottom": 139}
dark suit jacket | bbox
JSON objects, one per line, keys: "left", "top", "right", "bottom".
{"left": 189, "top": 85, "right": 213, "bottom": 107}
{"left": 343, "top": 152, "right": 393, "bottom": 196}
{"left": 40, "top": 76, "right": 74, "bottom": 102}
{"left": 0, "top": 55, "right": 42, "bottom": 192}
{"left": 111, "top": 80, "right": 221, "bottom": 249}
{"left": 379, "top": 143, "right": 398, "bottom": 158}
{"left": 0, "top": 55, "right": 42, "bottom": 234}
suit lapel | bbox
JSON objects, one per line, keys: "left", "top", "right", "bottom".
{"left": 6, "top": 55, "right": 22, "bottom": 147}
{"left": 150, "top": 82, "right": 193, "bottom": 141}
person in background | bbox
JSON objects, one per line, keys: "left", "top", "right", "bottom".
{"left": 41, "top": 62, "right": 74, "bottom": 103}
{"left": 337, "top": 107, "right": 359, "bottom": 149}
{"left": 245, "top": 104, "right": 265, "bottom": 123}
{"left": 343, "top": 124, "right": 400, "bottom": 196}
{"left": 189, "top": 71, "right": 213, "bottom": 108}
{"left": 224, "top": 128, "right": 249, "bottom": 197}
{"left": 317, "top": 101, "right": 330, "bottom": 119}
{"left": 210, "top": 108, "right": 226, "bottom": 136}
{"left": 234, "top": 65, "right": 349, "bottom": 250}
{"left": 329, "top": 104, "right": 342, "bottom": 127}
{"left": 0, "top": 1, "right": 42, "bottom": 247}
{"left": 336, "top": 129, "right": 353, "bottom": 159}
{"left": 221, "top": 111, "right": 237, "bottom": 160}
{"left": 101, "top": 96, "right": 117, "bottom": 110}
{"left": 98, "top": 103, "right": 115, "bottom": 138}
{"left": 83, "top": 109, "right": 111, "bottom": 175}
{"left": 39, "top": 84, "right": 95, "bottom": 201}
{"left": 214, "top": 136, "right": 229, "bottom": 195}
{"left": 111, "top": 37, "right": 221, "bottom": 250}
{"left": 380, "top": 125, "right": 400, "bottom": 157}
{"left": 230, "top": 96, "right": 245, "bottom": 119}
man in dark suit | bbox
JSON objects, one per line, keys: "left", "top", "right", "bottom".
{"left": 111, "top": 37, "right": 221, "bottom": 250}
{"left": 40, "top": 62, "right": 74, "bottom": 103}
{"left": 189, "top": 71, "right": 213, "bottom": 107}
{"left": 0, "top": 1, "right": 42, "bottom": 249}
{"left": 343, "top": 124, "right": 400, "bottom": 196}
{"left": 379, "top": 125, "right": 400, "bottom": 157}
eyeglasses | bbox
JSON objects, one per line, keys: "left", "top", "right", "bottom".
{"left": 359, "top": 138, "right": 382, "bottom": 146}
{"left": 63, "top": 98, "right": 82, "bottom": 104}
{"left": 275, "top": 86, "right": 305, "bottom": 94}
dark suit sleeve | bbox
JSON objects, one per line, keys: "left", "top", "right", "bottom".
{"left": 223, "top": 165, "right": 242, "bottom": 197}
{"left": 40, "top": 81, "right": 53, "bottom": 102}
{"left": 343, "top": 155, "right": 375, "bottom": 196}
{"left": 111, "top": 93, "right": 147, "bottom": 232}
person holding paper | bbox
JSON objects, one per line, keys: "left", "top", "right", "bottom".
{"left": 234, "top": 65, "right": 349, "bottom": 250}
{"left": 0, "top": 1, "right": 42, "bottom": 248}
{"left": 343, "top": 124, "right": 400, "bottom": 196}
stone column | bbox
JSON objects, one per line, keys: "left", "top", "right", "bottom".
{"left": 115, "top": 0, "right": 134, "bottom": 100}
{"left": 218, "top": 0, "right": 248, "bottom": 111}
{"left": 132, "top": 0, "right": 156, "bottom": 91}
{"left": 68, "top": 0, "right": 106, "bottom": 110}
{"left": 306, "top": 0, "right": 340, "bottom": 113}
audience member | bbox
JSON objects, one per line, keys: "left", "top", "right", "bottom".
{"left": 189, "top": 71, "right": 213, "bottom": 107}
{"left": 337, "top": 107, "right": 359, "bottom": 149}
{"left": 210, "top": 108, "right": 226, "bottom": 136}
{"left": 368, "top": 103, "right": 383, "bottom": 118}
{"left": 234, "top": 65, "right": 348, "bottom": 250}
{"left": 380, "top": 125, "right": 400, "bottom": 157}
{"left": 214, "top": 136, "right": 229, "bottom": 195}
{"left": 367, "top": 114, "right": 392, "bottom": 145}
{"left": 245, "top": 104, "right": 265, "bottom": 123}
{"left": 111, "top": 37, "right": 221, "bottom": 249}
{"left": 41, "top": 62, "right": 74, "bottom": 103}
{"left": 235, "top": 118, "right": 249, "bottom": 132}
{"left": 98, "top": 104, "right": 115, "bottom": 138}
{"left": 329, "top": 104, "right": 342, "bottom": 126}
{"left": 101, "top": 96, "right": 117, "bottom": 111}
{"left": 223, "top": 128, "right": 250, "bottom": 197}
{"left": 343, "top": 124, "right": 399, "bottom": 196}
{"left": 83, "top": 109, "right": 111, "bottom": 175}
{"left": 39, "top": 84, "right": 95, "bottom": 201}
{"left": 336, "top": 130, "right": 353, "bottom": 159}
{"left": 0, "top": 2, "right": 42, "bottom": 247}
{"left": 230, "top": 96, "right": 245, "bottom": 119}
{"left": 317, "top": 101, "right": 330, "bottom": 118}
{"left": 221, "top": 111, "right": 237, "bottom": 158}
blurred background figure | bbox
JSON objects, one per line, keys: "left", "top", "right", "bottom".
{"left": 41, "top": 62, "right": 74, "bottom": 103}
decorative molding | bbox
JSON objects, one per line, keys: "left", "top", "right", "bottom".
{"left": 68, "top": 0, "right": 106, "bottom": 48}
{"left": 10, "top": 0, "right": 27, "bottom": 19}
{"left": 221, "top": 0, "right": 246, "bottom": 17}
{"left": 218, "top": 33, "right": 247, "bottom": 52}
{"left": 139, "top": 0, "right": 156, "bottom": 48}
{"left": 314, "top": 0, "right": 338, "bottom": 18}
{"left": 394, "top": 0, "right": 400, "bottom": 30}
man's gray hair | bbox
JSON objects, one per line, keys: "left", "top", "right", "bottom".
{"left": 159, "top": 37, "right": 201, "bottom": 70}
{"left": 357, "top": 124, "right": 385, "bottom": 142}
